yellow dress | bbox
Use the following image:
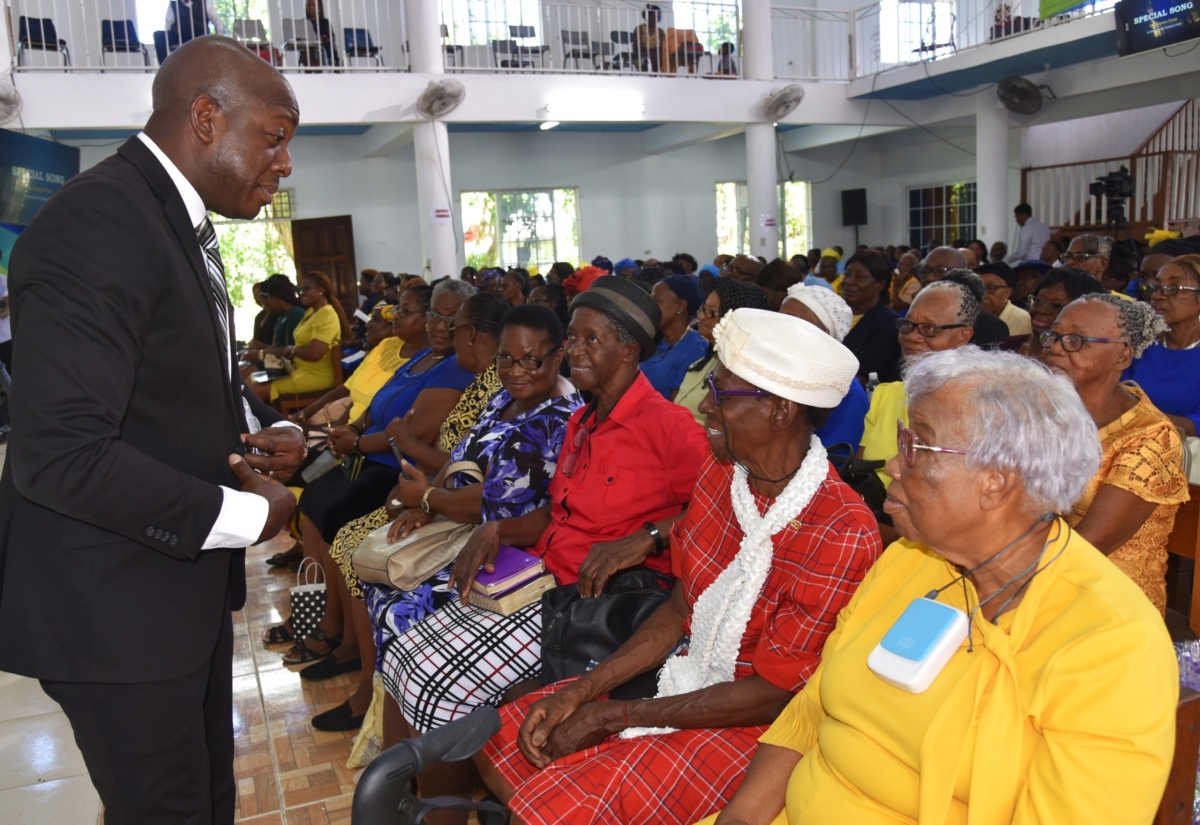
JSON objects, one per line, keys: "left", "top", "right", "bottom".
{"left": 1066, "top": 383, "right": 1188, "bottom": 613}
{"left": 674, "top": 354, "right": 715, "bottom": 427}
{"left": 343, "top": 337, "right": 406, "bottom": 422}
{"left": 699, "top": 528, "right": 1177, "bottom": 825}
{"left": 270, "top": 304, "right": 341, "bottom": 401}
{"left": 859, "top": 380, "right": 907, "bottom": 487}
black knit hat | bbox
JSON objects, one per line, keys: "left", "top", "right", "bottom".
{"left": 569, "top": 275, "right": 661, "bottom": 361}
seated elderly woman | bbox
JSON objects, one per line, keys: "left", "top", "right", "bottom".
{"left": 255, "top": 271, "right": 351, "bottom": 405}
{"left": 858, "top": 277, "right": 978, "bottom": 493}
{"left": 1011, "top": 267, "right": 1104, "bottom": 357}
{"left": 780, "top": 286, "right": 868, "bottom": 451}
{"left": 1128, "top": 253, "right": 1200, "bottom": 439}
{"left": 701, "top": 348, "right": 1178, "bottom": 825}
{"left": 840, "top": 249, "right": 900, "bottom": 384}
{"left": 270, "top": 280, "right": 478, "bottom": 662}
{"left": 312, "top": 303, "right": 581, "bottom": 736}
{"left": 641, "top": 274, "right": 708, "bottom": 399}
{"left": 381, "top": 276, "right": 709, "bottom": 750}
{"left": 675, "top": 279, "right": 771, "bottom": 425}
{"left": 476, "top": 308, "right": 881, "bottom": 825}
{"left": 1040, "top": 293, "right": 1189, "bottom": 612}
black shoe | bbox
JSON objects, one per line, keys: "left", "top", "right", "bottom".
{"left": 312, "top": 700, "right": 365, "bottom": 732}
{"left": 299, "top": 654, "right": 362, "bottom": 682}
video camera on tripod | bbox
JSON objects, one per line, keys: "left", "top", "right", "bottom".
{"left": 1089, "top": 166, "right": 1135, "bottom": 241}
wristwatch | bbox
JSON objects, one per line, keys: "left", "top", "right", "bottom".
{"left": 644, "top": 521, "right": 665, "bottom": 557}
{"left": 421, "top": 487, "right": 435, "bottom": 514}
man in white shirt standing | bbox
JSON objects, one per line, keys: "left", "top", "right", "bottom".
{"left": 1005, "top": 203, "right": 1051, "bottom": 266}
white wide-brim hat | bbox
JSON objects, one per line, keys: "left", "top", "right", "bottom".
{"left": 713, "top": 308, "right": 860, "bottom": 409}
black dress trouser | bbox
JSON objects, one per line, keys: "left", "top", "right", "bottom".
{"left": 41, "top": 598, "right": 236, "bottom": 825}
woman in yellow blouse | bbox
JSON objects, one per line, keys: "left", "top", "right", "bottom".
{"left": 700, "top": 348, "right": 1177, "bottom": 825}
{"left": 1040, "top": 293, "right": 1189, "bottom": 612}
{"left": 261, "top": 271, "right": 351, "bottom": 404}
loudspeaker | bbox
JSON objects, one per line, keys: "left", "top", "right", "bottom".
{"left": 841, "top": 189, "right": 868, "bottom": 227}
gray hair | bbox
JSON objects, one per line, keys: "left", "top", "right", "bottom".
{"left": 1075, "top": 293, "right": 1166, "bottom": 358}
{"left": 917, "top": 280, "right": 981, "bottom": 327}
{"left": 904, "top": 348, "right": 1100, "bottom": 515}
{"left": 432, "top": 278, "right": 478, "bottom": 304}
{"left": 1073, "top": 234, "right": 1114, "bottom": 259}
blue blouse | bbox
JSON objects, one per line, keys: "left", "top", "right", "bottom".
{"left": 364, "top": 348, "right": 474, "bottom": 468}
{"left": 640, "top": 328, "right": 709, "bottom": 398}
{"left": 817, "top": 377, "right": 870, "bottom": 456}
{"left": 1125, "top": 341, "right": 1200, "bottom": 434}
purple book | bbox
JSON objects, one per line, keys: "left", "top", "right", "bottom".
{"left": 473, "top": 545, "right": 546, "bottom": 597}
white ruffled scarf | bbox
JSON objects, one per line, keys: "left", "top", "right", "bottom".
{"left": 622, "top": 435, "right": 828, "bottom": 738}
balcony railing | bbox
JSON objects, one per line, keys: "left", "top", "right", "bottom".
{"left": 771, "top": 7, "right": 850, "bottom": 82}
{"left": 6, "top": 0, "right": 407, "bottom": 71}
{"left": 850, "top": 0, "right": 1118, "bottom": 79}
{"left": 439, "top": 0, "right": 743, "bottom": 77}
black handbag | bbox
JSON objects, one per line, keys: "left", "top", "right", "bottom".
{"left": 826, "top": 442, "right": 892, "bottom": 527}
{"left": 540, "top": 567, "right": 675, "bottom": 700}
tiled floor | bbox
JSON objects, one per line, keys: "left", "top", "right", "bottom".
{"left": 0, "top": 475, "right": 361, "bottom": 825}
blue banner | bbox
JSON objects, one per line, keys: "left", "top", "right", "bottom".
{"left": 0, "top": 128, "right": 80, "bottom": 227}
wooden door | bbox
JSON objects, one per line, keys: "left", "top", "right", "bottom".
{"left": 291, "top": 216, "right": 357, "bottom": 316}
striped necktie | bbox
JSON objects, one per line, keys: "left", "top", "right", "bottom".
{"left": 196, "top": 216, "right": 231, "bottom": 373}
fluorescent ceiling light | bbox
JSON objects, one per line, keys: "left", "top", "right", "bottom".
{"left": 540, "top": 120, "right": 560, "bottom": 130}
{"left": 544, "top": 90, "right": 644, "bottom": 121}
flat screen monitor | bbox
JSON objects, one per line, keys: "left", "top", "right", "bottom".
{"left": 1115, "top": 0, "right": 1200, "bottom": 56}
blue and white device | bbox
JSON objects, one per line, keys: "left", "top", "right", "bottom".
{"left": 867, "top": 598, "right": 969, "bottom": 694}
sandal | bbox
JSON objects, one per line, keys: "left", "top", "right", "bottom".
{"left": 262, "top": 618, "right": 295, "bottom": 646}
{"left": 282, "top": 627, "right": 342, "bottom": 667}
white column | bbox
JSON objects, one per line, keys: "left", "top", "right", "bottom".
{"left": 743, "top": 0, "right": 778, "bottom": 258}
{"left": 975, "top": 93, "right": 1009, "bottom": 250}
{"left": 405, "top": 0, "right": 443, "bottom": 75}
{"left": 404, "top": 0, "right": 458, "bottom": 279}
{"left": 413, "top": 122, "right": 458, "bottom": 281}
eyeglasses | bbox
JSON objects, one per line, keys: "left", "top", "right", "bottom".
{"left": 698, "top": 306, "right": 720, "bottom": 319}
{"left": 895, "top": 319, "right": 968, "bottom": 338}
{"left": 394, "top": 306, "right": 421, "bottom": 318}
{"left": 917, "top": 264, "right": 952, "bottom": 283}
{"left": 426, "top": 310, "right": 457, "bottom": 329}
{"left": 1026, "top": 295, "right": 1066, "bottom": 315}
{"left": 705, "top": 371, "right": 772, "bottom": 408}
{"left": 896, "top": 420, "right": 971, "bottom": 467}
{"left": 1059, "top": 252, "right": 1102, "bottom": 264}
{"left": 494, "top": 347, "right": 561, "bottom": 371}
{"left": 559, "top": 422, "right": 593, "bottom": 478}
{"left": 1142, "top": 283, "right": 1200, "bottom": 298}
{"left": 451, "top": 322, "right": 475, "bottom": 336}
{"left": 1038, "top": 330, "right": 1127, "bottom": 353}
{"left": 721, "top": 264, "right": 758, "bottom": 279}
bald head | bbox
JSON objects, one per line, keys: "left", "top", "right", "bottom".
{"left": 918, "top": 245, "right": 968, "bottom": 284}
{"left": 144, "top": 36, "right": 299, "bottom": 221}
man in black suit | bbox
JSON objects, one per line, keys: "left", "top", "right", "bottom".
{"left": 0, "top": 37, "right": 304, "bottom": 824}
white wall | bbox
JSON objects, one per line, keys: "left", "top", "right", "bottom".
{"left": 68, "top": 115, "right": 1028, "bottom": 276}
{"left": 1021, "top": 101, "right": 1184, "bottom": 168}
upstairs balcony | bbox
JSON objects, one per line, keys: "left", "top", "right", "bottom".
{"left": 2, "top": 0, "right": 1121, "bottom": 84}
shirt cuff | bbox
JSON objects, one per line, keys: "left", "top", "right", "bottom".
{"left": 202, "top": 486, "right": 270, "bottom": 550}
{"left": 268, "top": 420, "right": 302, "bottom": 432}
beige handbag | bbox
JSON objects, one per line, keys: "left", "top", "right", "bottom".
{"left": 351, "top": 461, "right": 484, "bottom": 591}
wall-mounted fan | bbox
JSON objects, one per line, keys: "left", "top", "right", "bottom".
{"left": 0, "top": 82, "right": 22, "bottom": 126}
{"left": 416, "top": 79, "right": 466, "bottom": 119}
{"left": 996, "top": 76, "right": 1055, "bottom": 115}
{"left": 763, "top": 84, "right": 804, "bottom": 121}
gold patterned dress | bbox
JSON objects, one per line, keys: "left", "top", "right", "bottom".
{"left": 1066, "top": 384, "right": 1189, "bottom": 613}
{"left": 328, "top": 366, "right": 503, "bottom": 597}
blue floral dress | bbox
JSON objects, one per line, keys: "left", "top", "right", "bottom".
{"left": 364, "top": 388, "right": 583, "bottom": 667}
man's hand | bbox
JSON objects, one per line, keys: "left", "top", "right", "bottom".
{"left": 229, "top": 454, "right": 296, "bottom": 544}
{"left": 577, "top": 531, "right": 654, "bottom": 598}
{"left": 239, "top": 426, "right": 306, "bottom": 480}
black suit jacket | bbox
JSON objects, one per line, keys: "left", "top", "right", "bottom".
{"left": 842, "top": 300, "right": 901, "bottom": 384}
{"left": 0, "top": 137, "right": 282, "bottom": 683}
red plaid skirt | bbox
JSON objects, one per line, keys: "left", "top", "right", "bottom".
{"left": 482, "top": 681, "right": 766, "bottom": 825}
